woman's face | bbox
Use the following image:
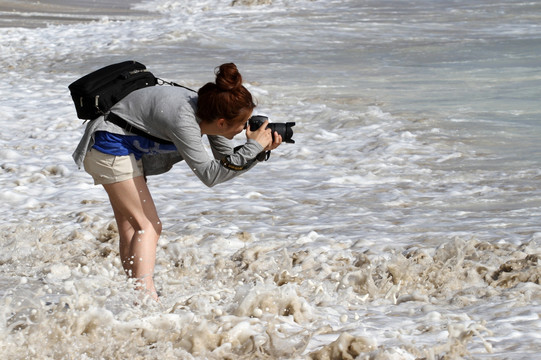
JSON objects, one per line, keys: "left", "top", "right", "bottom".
{"left": 220, "top": 111, "right": 252, "bottom": 139}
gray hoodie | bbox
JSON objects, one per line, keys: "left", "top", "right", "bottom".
{"left": 72, "top": 86, "right": 263, "bottom": 187}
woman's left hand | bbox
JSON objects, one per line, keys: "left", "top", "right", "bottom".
{"left": 266, "top": 132, "right": 283, "bottom": 151}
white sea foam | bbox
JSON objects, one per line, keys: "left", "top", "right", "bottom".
{"left": 1, "top": 0, "right": 540, "bottom": 359}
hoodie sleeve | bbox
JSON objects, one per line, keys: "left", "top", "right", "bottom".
{"left": 168, "top": 115, "right": 264, "bottom": 187}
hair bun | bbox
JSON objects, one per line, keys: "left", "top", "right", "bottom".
{"left": 215, "top": 63, "right": 242, "bottom": 91}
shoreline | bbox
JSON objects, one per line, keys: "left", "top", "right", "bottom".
{"left": 0, "top": 0, "right": 153, "bottom": 28}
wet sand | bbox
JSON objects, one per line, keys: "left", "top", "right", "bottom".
{"left": 0, "top": 0, "right": 152, "bottom": 27}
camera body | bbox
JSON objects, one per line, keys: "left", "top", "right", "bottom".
{"left": 248, "top": 115, "right": 296, "bottom": 143}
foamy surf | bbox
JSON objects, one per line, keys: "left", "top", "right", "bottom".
{"left": 1, "top": 0, "right": 540, "bottom": 358}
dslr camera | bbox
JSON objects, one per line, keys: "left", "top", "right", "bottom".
{"left": 248, "top": 115, "right": 296, "bottom": 144}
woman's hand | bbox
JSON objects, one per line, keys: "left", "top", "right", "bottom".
{"left": 266, "top": 131, "right": 282, "bottom": 151}
{"left": 246, "top": 119, "right": 283, "bottom": 151}
{"left": 246, "top": 119, "right": 270, "bottom": 148}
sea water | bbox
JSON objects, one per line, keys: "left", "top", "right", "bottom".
{"left": 0, "top": 0, "right": 540, "bottom": 358}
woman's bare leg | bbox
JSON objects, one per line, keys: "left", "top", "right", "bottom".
{"left": 103, "top": 176, "right": 162, "bottom": 300}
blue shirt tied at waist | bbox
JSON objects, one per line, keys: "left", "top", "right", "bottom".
{"left": 92, "top": 131, "right": 177, "bottom": 160}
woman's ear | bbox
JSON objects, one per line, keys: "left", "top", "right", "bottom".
{"left": 216, "top": 118, "right": 227, "bottom": 128}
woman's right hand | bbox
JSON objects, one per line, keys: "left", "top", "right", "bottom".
{"left": 246, "top": 119, "right": 273, "bottom": 149}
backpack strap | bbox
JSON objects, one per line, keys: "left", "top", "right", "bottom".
{"left": 156, "top": 78, "right": 197, "bottom": 93}
{"left": 105, "top": 112, "right": 174, "bottom": 145}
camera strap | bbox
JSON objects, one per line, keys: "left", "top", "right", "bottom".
{"left": 220, "top": 148, "right": 270, "bottom": 171}
{"left": 256, "top": 150, "right": 271, "bottom": 162}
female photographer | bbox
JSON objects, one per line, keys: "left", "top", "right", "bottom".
{"left": 73, "top": 63, "right": 282, "bottom": 300}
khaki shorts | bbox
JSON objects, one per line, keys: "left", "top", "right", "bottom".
{"left": 83, "top": 148, "right": 144, "bottom": 185}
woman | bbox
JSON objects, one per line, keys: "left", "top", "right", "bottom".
{"left": 73, "top": 63, "right": 282, "bottom": 300}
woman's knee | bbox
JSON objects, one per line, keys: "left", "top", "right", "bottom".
{"left": 139, "top": 217, "right": 162, "bottom": 239}
{"left": 154, "top": 218, "right": 163, "bottom": 237}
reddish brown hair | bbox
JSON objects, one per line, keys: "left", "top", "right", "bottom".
{"left": 196, "top": 63, "right": 256, "bottom": 125}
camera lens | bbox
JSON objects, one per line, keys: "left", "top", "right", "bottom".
{"left": 248, "top": 116, "right": 295, "bottom": 144}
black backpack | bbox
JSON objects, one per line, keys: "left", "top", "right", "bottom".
{"left": 68, "top": 61, "right": 157, "bottom": 120}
